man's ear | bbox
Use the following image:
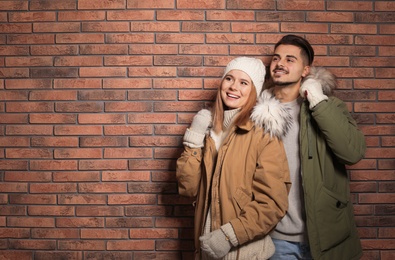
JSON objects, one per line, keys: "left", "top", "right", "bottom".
{"left": 302, "top": 66, "right": 310, "bottom": 78}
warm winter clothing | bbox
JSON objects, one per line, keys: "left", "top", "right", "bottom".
{"left": 252, "top": 67, "right": 366, "bottom": 260}
{"left": 177, "top": 107, "right": 291, "bottom": 259}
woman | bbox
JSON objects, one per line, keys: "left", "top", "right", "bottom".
{"left": 176, "top": 57, "right": 291, "bottom": 260}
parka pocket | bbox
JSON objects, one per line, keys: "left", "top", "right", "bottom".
{"left": 316, "top": 186, "right": 351, "bottom": 252}
{"left": 233, "top": 187, "right": 251, "bottom": 211}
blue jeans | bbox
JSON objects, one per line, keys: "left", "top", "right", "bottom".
{"left": 270, "top": 238, "right": 313, "bottom": 260}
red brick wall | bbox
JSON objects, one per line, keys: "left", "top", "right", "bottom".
{"left": 0, "top": 0, "right": 394, "bottom": 259}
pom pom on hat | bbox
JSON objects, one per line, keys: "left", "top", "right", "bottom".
{"left": 222, "top": 57, "right": 266, "bottom": 96}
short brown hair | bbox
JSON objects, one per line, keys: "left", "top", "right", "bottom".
{"left": 275, "top": 35, "right": 314, "bottom": 65}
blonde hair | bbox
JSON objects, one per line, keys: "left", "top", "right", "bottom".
{"left": 211, "top": 79, "right": 257, "bottom": 134}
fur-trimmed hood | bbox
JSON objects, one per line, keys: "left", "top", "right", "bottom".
{"left": 250, "top": 67, "right": 337, "bottom": 138}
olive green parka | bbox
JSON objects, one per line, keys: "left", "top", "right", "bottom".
{"left": 252, "top": 67, "right": 366, "bottom": 260}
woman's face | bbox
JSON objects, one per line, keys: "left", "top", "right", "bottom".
{"left": 220, "top": 69, "right": 253, "bottom": 110}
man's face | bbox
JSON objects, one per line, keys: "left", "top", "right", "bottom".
{"left": 270, "top": 44, "right": 310, "bottom": 87}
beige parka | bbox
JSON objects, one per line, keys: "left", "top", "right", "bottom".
{"left": 176, "top": 118, "right": 291, "bottom": 259}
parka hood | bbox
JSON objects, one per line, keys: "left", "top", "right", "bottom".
{"left": 250, "top": 67, "right": 337, "bottom": 138}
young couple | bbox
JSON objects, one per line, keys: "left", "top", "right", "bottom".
{"left": 177, "top": 35, "right": 366, "bottom": 260}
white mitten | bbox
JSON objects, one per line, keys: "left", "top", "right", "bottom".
{"left": 183, "top": 109, "right": 212, "bottom": 148}
{"left": 299, "top": 78, "right": 328, "bottom": 109}
{"left": 199, "top": 223, "right": 238, "bottom": 259}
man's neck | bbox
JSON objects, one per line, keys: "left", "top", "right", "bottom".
{"left": 273, "top": 84, "right": 300, "bottom": 103}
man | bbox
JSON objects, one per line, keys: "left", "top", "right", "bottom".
{"left": 251, "top": 35, "right": 366, "bottom": 259}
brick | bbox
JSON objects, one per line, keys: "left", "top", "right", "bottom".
{"left": 78, "top": 114, "right": 126, "bottom": 124}
{"left": 81, "top": 228, "right": 128, "bottom": 239}
{"left": 351, "top": 170, "right": 395, "bottom": 182}
{"left": 54, "top": 79, "right": 102, "bottom": 89}
{"left": 154, "top": 101, "right": 204, "bottom": 112}
{"left": 6, "top": 148, "right": 52, "bottom": 159}
{"left": 179, "top": 44, "right": 228, "bottom": 55}
{"left": 130, "top": 228, "right": 177, "bottom": 239}
{"left": 54, "top": 148, "right": 102, "bottom": 159}
{"left": 30, "top": 183, "right": 77, "bottom": 193}
{"left": 129, "top": 136, "right": 181, "bottom": 147}
{"left": 355, "top": 103, "right": 395, "bottom": 113}
{"left": 0, "top": 136, "right": 30, "bottom": 147}
{"left": 104, "top": 56, "right": 152, "bottom": 66}
{"left": 0, "top": 1, "right": 28, "bottom": 10}
{"left": 30, "top": 45, "right": 78, "bottom": 55}
{"left": 55, "top": 102, "right": 103, "bottom": 113}
{"left": 105, "top": 102, "right": 152, "bottom": 112}
{"left": 128, "top": 67, "right": 177, "bottom": 77}
{"left": 127, "top": 113, "right": 176, "bottom": 123}
{"left": 107, "top": 240, "right": 155, "bottom": 250}
{"left": 30, "top": 0, "right": 77, "bottom": 10}
{"left": 34, "top": 252, "right": 82, "bottom": 260}
{"left": 56, "top": 217, "right": 104, "bottom": 228}
{"left": 79, "top": 90, "right": 126, "bottom": 101}
{"left": 28, "top": 206, "right": 75, "bottom": 216}
{"left": 128, "top": 0, "right": 174, "bottom": 8}
{"left": 103, "top": 78, "right": 151, "bottom": 89}
{"left": 156, "top": 33, "right": 204, "bottom": 43}
{"left": 277, "top": 0, "right": 325, "bottom": 10}
{"left": 107, "top": 33, "right": 154, "bottom": 44}
{"left": 206, "top": 33, "right": 254, "bottom": 44}
{"left": 54, "top": 56, "right": 102, "bottom": 67}
{"left": 7, "top": 217, "right": 54, "bottom": 228}
{"left": 80, "top": 44, "right": 128, "bottom": 55}
{"left": 356, "top": 35, "right": 395, "bottom": 46}
{"left": 355, "top": 79, "right": 394, "bottom": 90}
{"left": 177, "top": 0, "right": 224, "bottom": 9}
{"left": 329, "top": 46, "right": 376, "bottom": 56}
{"left": 154, "top": 78, "right": 202, "bottom": 89}
{"left": 58, "top": 11, "right": 105, "bottom": 21}
{"left": 104, "top": 148, "right": 152, "bottom": 158}
{"left": 58, "top": 195, "right": 107, "bottom": 205}
{"left": 79, "top": 160, "right": 128, "bottom": 170}
{"left": 128, "top": 90, "right": 176, "bottom": 100}
{"left": 154, "top": 125, "right": 187, "bottom": 135}
{"left": 130, "top": 22, "right": 179, "bottom": 32}
{"left": 151, "top": 171, "right": 177, "bottom": 182}
{"left": 107, "top": 10, "right": 154, "bottom": 20}
{"left": 5, "top": 57, "right": 53, "bottom": 67}
{"left": 78, "top": 0, "right": 126, "bottom": 9}
{"left": 0, "top": 68, "right": 29, "bottom": 78}
{"left": 104, "top": 125, "right": 153, "bottom": 136}
{"left": 377, "top": 114, "right": 395, "bottom": 124}
{"left": 0, "top": 46, "right": 29, "bottom": 56}
{"left": 80, "top": 67, "right": 126, "bottom": 77}
{"left": 31, "top": 68, "right": 78, "bottom": 78}
{"left": 207, "top": 11, "right": 254, "bottom": 21}
{"left": 58, "top": 240, "right": 105, "bottom": 250}
{"left": 56, "top": 34, "right": 104, "bottom": 44}
{"left": 105, "top": 217, "right": 153, "bottom": 228}
{"left": 31, "top": 137, "right": 79, "bottom": 147}
{"left": 9, "top": 12, "right": 56, "bottom": 22}
{"left": 54, "top": 125, "right": 102, "bottom": 136}
{"left": 0, "top": 183, "right": 27, "bottom": 193}
{"left": 8, "top": 34, "right": 54, "bottom": 44}
{"left": 6, "top": 101, "right": 52, "bottom": 112}
{"left": 5, "top": 79, "right": 52, "bottom": 89}
{"left": 379, "top": 46, "right": 395, "bottom": 56}
{"left": 307, "top": 12, "right": 354, "bottom": 22}
{"left": 0, "top": 206, "right": 26, "bottom": 216}
{"left": 0, "top": 228, "right": 30, "bottom": 238}
{"left": 84, "top": 252, "right": 133, "bottom": 259}
{"left": 32, "top": 228, "right": 79, "bottom": 239}
{"left": 80, "top": 136, "right": 128, "bottom": 146}
{"left": 125, "top": 206, "right": 172, "bottom": 217}
{"left": 128, "top": 183, "right": 177, "bottom": 193}
{"left": 129, "top": 159, "right": 175, "bottom": 170}
{"left": 6, "top": 125, "right": 52, "bottom": 135}
{"left": 156, "top": 10, "right": 204, "bottom": 21}
{"left": 9, "top": 239, "right": 56, "bottom": 250}
{"left": 4, "top": 171, "right": 51, "bottom": 182}
{"left": 53, "top": 171, "right": 101, "bottom": 182}
{"left": 76, "top": 206, "right": 124, "bottom": 216}
{"left": 182, "top": 22, "right": 230, "bottom": 32}
{"left": 379, "top": 160, "right": 395, "bottom": 170}
{"left": 30, "top": 114, "right": 76, "bottom": 124}
{"left": 82, "top": 21, "right": 129, "bottom": 32}
{"left": 0, "top": 24, "right": 32, "bottom": 33}
{"left": 356, "top": 13, "right": 395, "bottom": 23}
{"left": 0, "top": 114, "right": 28, "bottom": 124}
{"left": 365, "top": 148, "right": 395, "bottom": 159}
{"left": 30, "top": 160, "right": 78, "bottom": 171}
{"left": 9, "top": 195, "right": 56, "bottom": 205}
{"left": 102, "top": 171, "right": 150, "bottom": 181}
{"left": 327, "top": 1, "right": 372, "bottom": 11}
{"left": 156, "top": 239, "right": 193, "bottom": 251}
{"left": 376, "top": 205, "right": 395, "bottom": 215}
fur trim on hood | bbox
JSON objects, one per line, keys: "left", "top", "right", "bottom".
{"left": 250, "top": 67, "right": 337, "bottom": 138}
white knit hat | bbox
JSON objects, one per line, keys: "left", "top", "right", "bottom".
{"left": 222, "top": 57, "right": 266, "bottom": 96}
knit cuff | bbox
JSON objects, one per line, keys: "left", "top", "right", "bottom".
{"left": 221, "top": 223, "right": 239, "bottom": 247}
{"left": 183, "top": 128, "right": 205, "bottom": 148}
